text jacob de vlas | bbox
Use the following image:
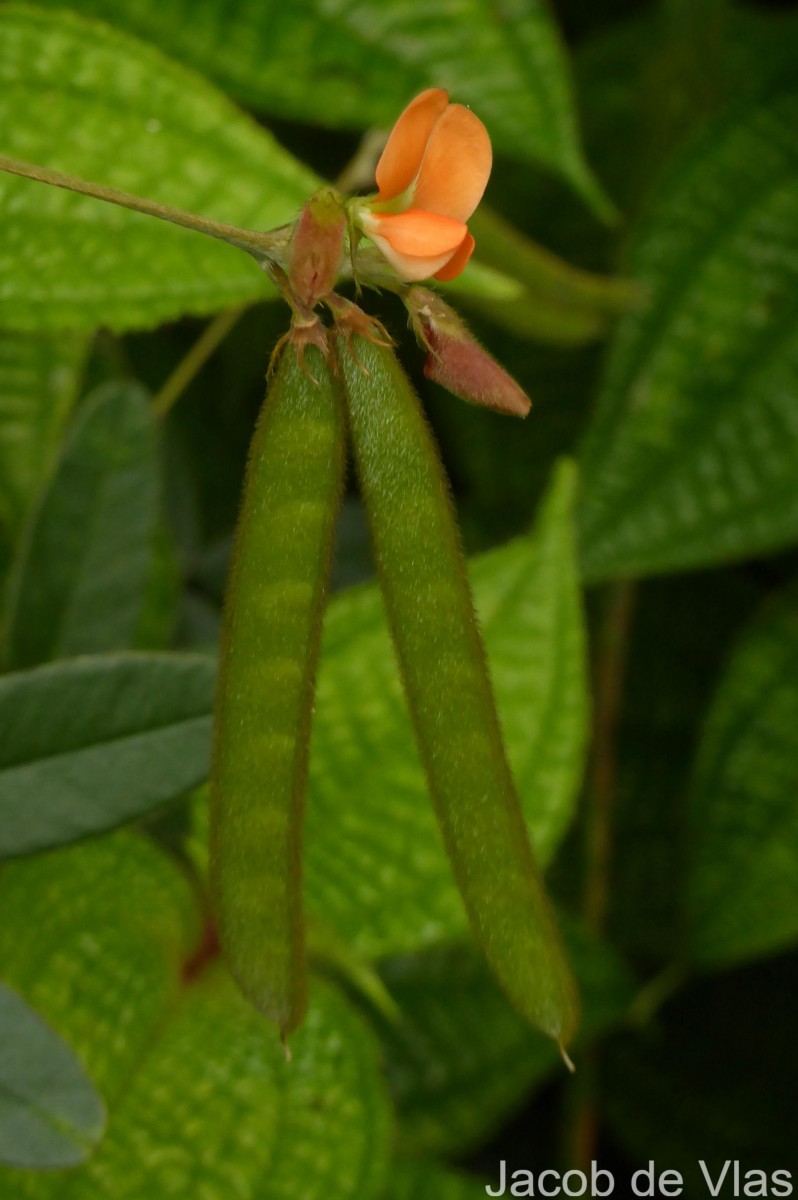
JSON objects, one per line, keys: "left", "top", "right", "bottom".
{"left": 486, "top": 1160, "right": 794, "bottom": 1196}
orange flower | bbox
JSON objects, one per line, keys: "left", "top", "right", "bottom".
{"left": 355, "top": 88, "right": 491, "bottom": 283}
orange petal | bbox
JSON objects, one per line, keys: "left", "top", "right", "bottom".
{"left": 375, "top": 88, "right": 449, "bottom": 202}
{"left": 412, "top": 104, "right": 492, "bottom": 223}
{"left": 433, "top": 232, "right": 475, "bottom": 281}
{"left": 367, "top": 235, "right": 460, "bottom": 283}
{"left": 362, "top": 209, "right": 467, "bottom": 256}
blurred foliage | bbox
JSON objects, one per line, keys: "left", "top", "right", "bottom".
{"left": 1, "top": 0, "right": 797, "bottom": 1193}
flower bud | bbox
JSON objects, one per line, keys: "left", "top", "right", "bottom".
{"left": 289, "top": 188, "right": 346, "bottom": 309}
{"left": 405, "top": 287, "right": 531, "bottom": 418}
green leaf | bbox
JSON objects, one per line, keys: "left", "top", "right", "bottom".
{"left": 0, "top": 982, "right": 105, "bottom": 1169}
{"left": 24, "top": 0, "right": 608, "bottom": 215}
{"left": 0, "top": 653, "right": 215, "bottom": 858}
{"left": 304, "top": 460, "right": 588, "bottom": 960}
{"left": 5, "top": 382, "right": 160, "bottom": 669}
{"left": 0, "top": 833, "right": 200, "bottom": 1196}
{"left": 686, "top": 589, "right": 798, "bottom": 968}
{"left": 0, "top": 833, "right": 390, "bottom": 1199}
{"left": 0, "top": 5, "right": 317, "bottom": 332}
{"left": 0, "top": 331, "right": 85, "bottom": 547}
{"left": 77, "top": 967, "right": 389, "bottom": 1200}
{"left": 578, "top": 79, "right": 798, "bottom": 581}
{"left": 377, "top": 916, "right": 633, "bottom": 1158}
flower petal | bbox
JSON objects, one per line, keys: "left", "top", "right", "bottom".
{"left": 433, "top": 232, "right": 475, "bottom": 281}
{"left": 362, "top": 209, "right": 467, "bottom": 256}
{"left": 367, "top": 234, "right": 460, "bottom": 282}
{"left": 412, "top": 104, "right": 492, "bottom": 223}
{"left": 375, "top": 88, "right": 449, "bottom": 203}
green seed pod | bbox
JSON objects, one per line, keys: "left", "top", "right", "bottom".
{"left": 337, "top": 332, "right": 578, "bottom": 1047}
{"left": 211, "top": 341, "right": 345, "bottom": 1037}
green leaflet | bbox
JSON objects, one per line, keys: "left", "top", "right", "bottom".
{"left": 211, "top": 344, "right": 345, "bottom": 1035}
{"left": 0, "top": 834, "right": 391, "bottom": 1199}
{"left": 0, "top": 653, "right": 215, "bottom": 858}
{"left": 337, "top": 335, "right": 578, "bottom": 1046}
{"left": 4, "top": 382, "right": 160, "bottom": 669}
{"left": 22, "top": 0, "right": 608, "bottom": 215}
{"left": 305, "top": 460, "right": 588, "bottom": 959}
{"left": 686, "top": 588, "right": 798, "bottom": 967}
{"left": 0, "top": 5, "right": 318, "bottom": 332}
{"left": 578, "top": 78, "right": 798, "bottom": 581}
{"left": 0, "top": 331, "right": 85, "bottom": 548}
{"left": 0, "top": 983, "right": 105, "bottom": 1169}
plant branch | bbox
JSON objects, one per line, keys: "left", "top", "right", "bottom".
{"left": 153, "top": 305, "right": 247, "bottom": 418}
{"left": 0, "top": 154, "right": 289, "bottom": 264}
{"left": 584, "top": 579, "right": 637, "bottom": 935}
{"left": 563, "top": 579, "right": 636, "bottom": 1171}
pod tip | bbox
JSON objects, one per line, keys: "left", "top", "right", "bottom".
{"left": 558, "top": 1041, "right": 576, "bottom": 1074}
{"left": 280, "top": 1031, "right": 293, "bottom": 1064}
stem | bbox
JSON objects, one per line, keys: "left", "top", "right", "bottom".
{"left": 0, "top": 154, "right": 287, "bottom": 263}
{"left": 584, "top": 580, "right": 636, "bottom": 935}
{"left": 628, "top": 961, "right": 687, "bottom": 1027}
{"left": 564, "top": 580, "right": 636, "bottom": 1169}
{"left": 152, "top": 305, "right": 246, "bottom": 418}
{"left": 561, "top": 1056, "right": 600, "bottom": 1169}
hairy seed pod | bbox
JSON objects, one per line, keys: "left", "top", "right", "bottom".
{"left": 337, "top": 333, "right": 578, "bottom": 1046}
{"left": 211, "top": 342, "right": 345, "bottom": 1037}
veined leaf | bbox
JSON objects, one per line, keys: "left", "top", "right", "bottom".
{"left": 0, "top": 5, "right": 317, "bottom": 332}
{"left": 0, "top": 331, "right": 85, "bottom": 547}
{"left": 5, "top": 382, "right": 160, "bottom": 669}
{"left": 74, "top": 968, "right": 389, "bottom": 1200}
{"left": 23, "top": 0, "right": 608, "bottom": 214}
{"left": 304, "top": 460, "right": 588, "bottom": 961}
{"left": 0, "top": 653, "right": 215, "bottom": 858}
{"left": 0, "top": 834, "right": 391, "bottom": 1199}
{"left": 579, "top": 79, "right": 798, "bottom": 580}
{"left": 0, "top": 983, "right": 105, "bottom": 1169}
{"left": 686, "top": 589, "right": 798, "bottom": 967}
{"left": 0, "top": 833, "right": 199, "bottom": 1194}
